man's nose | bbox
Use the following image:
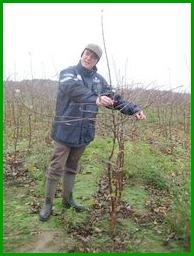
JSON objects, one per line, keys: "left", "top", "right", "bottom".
{"left": 85, "top": 54, "right": 92, "bottom": 61}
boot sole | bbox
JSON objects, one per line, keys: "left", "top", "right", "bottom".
{"left": 39, "top": 210, "right": 53, "bottom": 221}
{"left": 39, "top": 216, "right": 50, "bottom": 222}
{"left": 74, "top": 207, "right": 87, "bottom": 213}
{"left": 62, "top": 205, "right": 86, "bottom": 212}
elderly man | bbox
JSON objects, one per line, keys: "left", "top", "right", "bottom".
{"left": 39, "top": 43, "right": 145, "bottom": 221}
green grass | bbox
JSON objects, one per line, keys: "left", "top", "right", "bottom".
{"left": 122, "top": 184, "right": 149, "bottom": 212}
{"left": 3, "top": 137, "right": 112, "bottom": 252}
{"left": 3, "top": 136, "right": 190, "bottom": 252}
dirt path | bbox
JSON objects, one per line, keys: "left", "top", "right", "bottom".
{"left": 18, "top": 231, "right": 65, "bottom": 252}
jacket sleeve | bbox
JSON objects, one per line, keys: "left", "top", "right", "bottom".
{"left": 59, "top": 69, "right": 98, "bottom": 104}
{"left": 112, "top": 94, "right": 141, "bottom": 115}
{"left": 99, "top": 81, "right": 141, "bottom": 115}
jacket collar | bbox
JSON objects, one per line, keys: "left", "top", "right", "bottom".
{"left": 76, "top": 61, "right": 97, "bottom": 77}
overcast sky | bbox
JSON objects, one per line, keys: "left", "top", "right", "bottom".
{"left": 3, "top": 3, "right": 191, "bottom": 92}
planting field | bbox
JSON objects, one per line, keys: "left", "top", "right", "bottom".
{"left": 3, "top": 80, "right": 190, "bottom": 252}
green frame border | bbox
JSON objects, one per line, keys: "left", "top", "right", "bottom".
{"left": 1, "top": 0, "right": 192, "bottom": 255}
{"left": 0, "top": 1, "right": 193, "bottom": 3}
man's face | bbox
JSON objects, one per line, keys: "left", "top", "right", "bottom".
{"left": 80, "top": 49, "right": 99, "bottom": 70}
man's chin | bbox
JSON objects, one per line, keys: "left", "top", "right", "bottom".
{"left": 82, "top": 64, "right": 92, "bottom": 70}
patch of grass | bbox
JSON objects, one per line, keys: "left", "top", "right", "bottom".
{"left": 165, "top": 175, "right": 191, "bottom": 251}
{"left": 24, "top": 143, "right": 53, "bottom": 181}
{"left": 3, "top": 137, "right": 113, "bottom": 252}
{"left": 4, "top": 137, "right": 190, "bottom": 252}
{"left": 123, "top": 140, "right": 190, "bottom": 252}
{"left": 122, "top": 184, "right": 149, "bottom": 212}
{"left": 127, "top": 229, "right": 169, "bottom": 253}
{"left": 124, "top": 142, "right": 169, "bottom": 190}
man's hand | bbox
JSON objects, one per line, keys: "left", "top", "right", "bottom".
{"left": 96, "top": 96, "right": 114, "bottom": 107}
{"left": 133, "top": 110, "right": 146, "bottom": 120}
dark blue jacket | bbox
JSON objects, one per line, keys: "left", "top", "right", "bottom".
{"left": 51, "top": 62, "right": 141, "bottom": 147}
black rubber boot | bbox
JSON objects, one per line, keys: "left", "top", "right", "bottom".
{"left": 39, "top": 197, "right": 53, "bottom": 221}
{"left": 39, "top": 178, "right": 58, "bottom": 221}
{"left": 62, "top": 172, "right": 86, "bottom": 212}
{"left": 62, "top": 192, "right": 86, "bottom": 212}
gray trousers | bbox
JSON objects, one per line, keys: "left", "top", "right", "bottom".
{"left": 46, "top": 141, "right": 86, "bottom": 181}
